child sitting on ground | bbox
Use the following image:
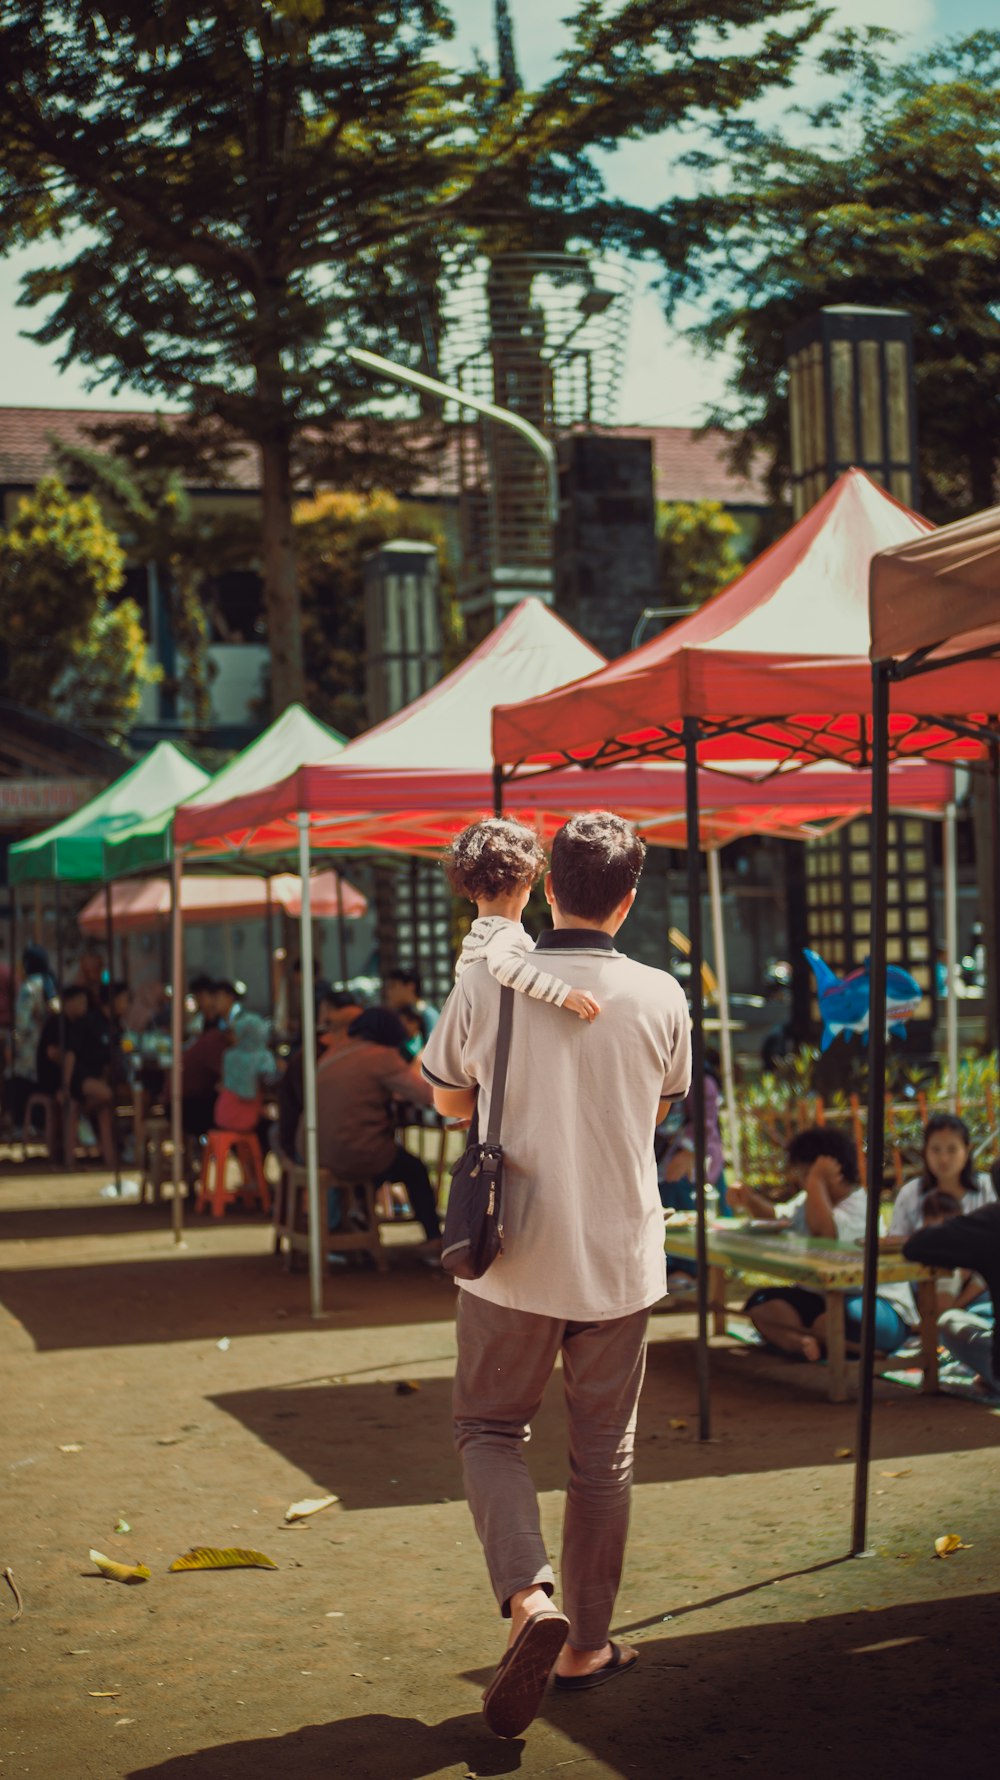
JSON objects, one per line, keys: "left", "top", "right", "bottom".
{"left": 213, "top": 1011, "right": 275, "bottom": 1134}
{"left": 444, "top": 817, "right": 600, "bottom": 1020}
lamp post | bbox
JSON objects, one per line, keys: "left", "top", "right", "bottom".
{"left": 345, "top": 345, "right": 558, "bottom": 526}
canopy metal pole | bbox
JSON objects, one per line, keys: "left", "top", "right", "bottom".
{"left": 8, "top": 888, "right": 16, "bottom": 1092}
{"left": 990, "top": 738, "right": 1000, "bottom": 1075}
{"left": 493, "top": 765, "right": 504, "bottom": 820}
{"left": 852, "top": 664, "right": 891, "bottom": 1556}
{"left": 104, "top": 882, "right": 121, "bottom": 1191}
{"left": 335, "top": 868, "right": 349, "bottom": 987}
{"left": 264, "top": 874, "right": 276, "bottom": 1028}
{"left": 55, "top": 877, "right": 67, "bottom": 1166}
{"left": 297, "top": 813, "right": 324, "bottom": 1319}
{"left": 707, "top": 845, "right": 742, "bottom": 1178}
{"left": 943, "top": 798, "right": 959, "bottom": 1111}
{"left": 684, "top": 718, "right": 711, "bottom": 1442}
{"left": 169, "top": 850, "right": 185, "bottom": 1244}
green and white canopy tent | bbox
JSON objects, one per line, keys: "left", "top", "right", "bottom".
{"left": 8, "top": 741, "right": 209, "bottom": 886}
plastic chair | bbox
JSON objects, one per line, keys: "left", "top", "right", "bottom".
{"left": 196, "top": 1128, "right": 271, "bottom": 1219}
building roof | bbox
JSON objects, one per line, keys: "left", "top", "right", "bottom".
{"left": 0, "top": 406, "right": 260, "bottom": 492}
{"left": 0, "top": 405, "right": 770, "bottom": 509}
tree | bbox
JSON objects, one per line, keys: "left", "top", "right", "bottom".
{"left": 53, "top": 427, "right": 263, "bottom": 733}
{"left": 0, "top": 0, "right": 821, "bottom": 713}
{"left": 654, "top": 30, "right": 1000, "bottom": 518}
{"left": 657, "top": 500, "right": 746, "bottom": 616}
{"left": 294, "top": 489, "right": 457, "bottom": 738}
{"left": 0, "top": 477, "right": 152, "bottom": 742}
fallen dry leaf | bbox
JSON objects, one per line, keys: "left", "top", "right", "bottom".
{"left": 284, "top": 1495, "right": 338, "bottom": 1524}
{"left": 669, "top": 1419, "right": 688, "bottom": 1431}
{"left": 89, "top": 1550, "right": 150, "bottom": 1585}
{"left": 834, "top": 1447, "right": 853, "bottom": 1459}
{"left": 934, "top": 1534, "right": 971, "bottom": 1558}
{"left": 59, "top": 1444, "right": 83, "bottom": 1453}
{"left": 168, "top": 1547, "right": 277, "bottom": 1572}
{"left": 880, "top": 1469, "right": 912, "bottom": 1479}
{"left": 156, "top": 1436, "right": 182, "bottom": 1446}
{"left": 114, "top": 1519, "right": 131, "bottom": 1535}
{"left": 88, "top": 1690, "right": 121, "bottom": 1698}
{"left": 395, "top": 1380, "right": 420, "bottom": 1395}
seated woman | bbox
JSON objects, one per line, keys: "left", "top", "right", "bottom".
{"left": 307, "top": 1007, "right": 441, "bottom": 1257}
{"left": 876, "top": 1113, "right": 996, "bottom": 1337}
{"left": 727, "top": 1125, "right": 893, "bottom": 1362}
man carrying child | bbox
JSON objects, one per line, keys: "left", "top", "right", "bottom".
{"left": 422, "top": 812, "right": 690, "bottom": 1739}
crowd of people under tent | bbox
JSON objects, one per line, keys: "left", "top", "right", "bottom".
{"left": 1, "top": 860, "right": 998, "bottom": 1400}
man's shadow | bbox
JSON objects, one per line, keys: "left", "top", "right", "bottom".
{"left": 128, "top": 1713, "right": 522, "bottom": 1780}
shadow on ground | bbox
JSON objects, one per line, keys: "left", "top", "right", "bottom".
{"left": 126, "top": 1592, "right": 1000, "bottom": 1780}
{"left": 0, "top": 1252, "right": 457, "bottom": 1348}
{"left": 211, "top": 1335, "right": 1000, "bottom": 1511}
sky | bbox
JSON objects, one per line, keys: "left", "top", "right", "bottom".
{"left": 0, "top": 0, "right": 994, "bottom": 426}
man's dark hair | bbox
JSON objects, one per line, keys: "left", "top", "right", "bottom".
{"left": 349, "top": 1007, "right": 408, "bottom": 1051}
{"left": 445, "top": 818, "right": 547, "bottom": 903}
{"left": 189, "top": 974, "right": 214, "bottom": 995}
{"left": 385, "top": 966, "right": 421, "bottom": 997}
{"left": 549, "top": 812, "right": 646, "bottom": 924}
{"left": 320, "top": 989, "right": 364, "bottom": 1012}
{"left": 786, "top": 1124, "right": 860, "bottom": 1185}
{"left": 212, "top": 979, "right": 238, "bottom": 998}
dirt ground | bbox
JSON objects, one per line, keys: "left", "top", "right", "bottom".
{"left": 1, "top": 1167, "right": 999, "bottom": 1780}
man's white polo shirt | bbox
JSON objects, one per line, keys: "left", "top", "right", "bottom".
{"left": 423, "top": 930, "right": 691, "bottom": 1322}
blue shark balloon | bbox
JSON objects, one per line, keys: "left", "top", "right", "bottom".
{"left": 804, "top": 950, "right": 922, "bottom": 1053}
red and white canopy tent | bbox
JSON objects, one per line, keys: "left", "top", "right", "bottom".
{"left": 491, "top": 469, "right": 988, "bottom": 1545}
{"left": 78, "top": 867, "right": 367, "bottom": 935}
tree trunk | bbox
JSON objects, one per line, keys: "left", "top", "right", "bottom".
{"left": 259, "top": 432, "right": 305, "bottom": 714}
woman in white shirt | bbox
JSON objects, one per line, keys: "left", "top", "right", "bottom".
{"left": 879, "top": 1113, "right": 996, "bottom": 1331}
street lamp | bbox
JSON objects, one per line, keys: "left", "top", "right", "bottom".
{"left": 344, "top": 344, "right": 559, "bottom": 526}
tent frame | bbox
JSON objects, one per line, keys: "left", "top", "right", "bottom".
{"left": 861, "top": 669, "right": 1000, "bottom": 1553}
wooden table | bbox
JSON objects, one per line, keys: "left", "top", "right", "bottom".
{"left": 664, "top": 1218, "right": 941, "bottom": 1402}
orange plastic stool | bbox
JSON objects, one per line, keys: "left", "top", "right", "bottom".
{"left": 196, "top": 1129, "right": 271, "bottom": 1219}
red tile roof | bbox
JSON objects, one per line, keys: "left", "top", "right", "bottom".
{"left": 0, "top": 406, "right": 770, "bottom": 508}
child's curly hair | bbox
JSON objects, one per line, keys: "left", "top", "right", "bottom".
{"left": 444, "top": 818, "right": 547, "bottom": 903}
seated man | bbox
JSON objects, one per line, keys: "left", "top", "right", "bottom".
{"left": 726, "top": 1126, "right": 901, "bottom": 1362}
{"left": 275, "top": 989, "right": 363, "bottom": 1161}
{"left": 306, "top": 1007, "right": 441, "bottom": 1255}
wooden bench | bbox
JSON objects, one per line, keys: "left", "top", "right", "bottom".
{"left": 663, "top": 1218, "right": 941, "bottom": 1403}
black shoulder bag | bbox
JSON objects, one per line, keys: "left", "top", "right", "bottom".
{"left": 440, "top": 985, "right": 514, "bottom": 1281}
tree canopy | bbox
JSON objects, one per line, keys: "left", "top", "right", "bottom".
{"left": 0, "top": 477, "right": 152, "bottom": 743}
{"left": 0, "top": 0, "right": 822, "bottom": 711}
{"left": 655, "top": 30, "right": 1000, "bottom": 518}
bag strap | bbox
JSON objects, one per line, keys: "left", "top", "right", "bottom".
{"left": 485, "top": 985, "right": 515, "bottom": 1148}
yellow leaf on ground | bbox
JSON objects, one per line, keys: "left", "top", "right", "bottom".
{"left": 284, "top": 1495, "right": 339, "bottom": 1523}
{"left": 934, "top": 1534, "right": 971, "bottom": 1558}
{"left": 669, "top": 1419, "right": 688, "bottom": 1431}
{"left": 880, "top": 1469, "right": 912, "bottom": 1479}
{"left": 834, "top": 1448, "right": 853, "bottom": 1459}
{"left": 89, "top": 1550, "right": 150, "bottom": 1585}
{"left": 168, "top": 1547, "right": 277, "bottom": 1572}
{"left": 59, "top": 1444, "right": 83, "bottom": 1453}
{"left": 88, "top": 1690, "right": 121, "bottom": 1698}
